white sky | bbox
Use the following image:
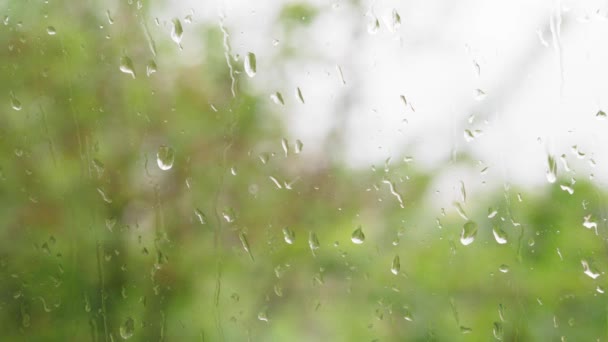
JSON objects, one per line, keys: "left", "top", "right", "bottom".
{"left": 151, "top": 0, "right": 608, "bottom": 200}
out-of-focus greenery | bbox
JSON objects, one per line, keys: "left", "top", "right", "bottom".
{"left": 1, "top": 1, "right": 608, "bottom": 341}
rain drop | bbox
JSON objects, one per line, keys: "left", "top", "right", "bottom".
{"left": 460, "top": 221, "right": 478, "bottom": 246}
{"left": 294, "top": 139, "right": 303, "bottom": 154}
{"left": 146, "top": 60, "right": 157, "bottom": 76}
{"left": 239, "top": 232, "right": 254, "bottom": 261}
{"left": 156, "top": 145, "right": 175, "bottom": 171}
{"left": 171, "top": 18, "right": 183, "bottom": 47}
{"left": 596, "top": 110, "right": 606, "bottom": 120}
{"left": 367, "top": 15, "right": 380, "bottom": 34}
{"left": 10, "top": 94, "right": 22, "bottom": 111}
{"left": 244, "top": 52, "right": 256, "bottom": 77}
{"left": 282, "top": 227, "right": 295, "bottom": 245}
{"left": 46, "top": 26, "right": 56, "bottom": 35}
{"left": 270, "top": 92, "right": 284, "bottom": 105}
{"left": 493, "top": 322, "right": 504, "bottom": 340}
{"left": 492, "top": 226, "right": 508, "bottom": 244}
{"left": 546, "top": 155, "right": 557, "bottom": 183}
{"left": 120, "top": 317, "right": 135, "bottom": 339}
{"left": 498, "top": 264, "right": 509, "bottom": 273}
{"left": 391, "top": 255, "right": 400, "bottom": 275}
{"left": 308, "top": 231, "right": 320, "bottom": 256}
{"left": 296, "top": 87, "right": 305, "bottom": 104}
{"left": 581, "top": 260, "right": 600, "bottom": 279}
{"left": 119, "top": 56, "right": 136, "bottom": 78}
{"left": 351, "top": 226, "right": 365, "bottom": 244}
{"left": 388, "top": 9, "right": 401, "bottom": 32}
{"left": 194, "top": 208, "right": 206, "bottom": 225}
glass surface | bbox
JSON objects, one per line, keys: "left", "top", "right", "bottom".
{"left": 1, "top": 0, "right": 608, "bottom": 340}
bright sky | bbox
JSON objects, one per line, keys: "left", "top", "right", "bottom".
{"left": 153, "top": 0, "right": 608, "bottom": 200}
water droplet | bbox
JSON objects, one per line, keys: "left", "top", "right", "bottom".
{"left": 244, "top": 52, "right": 256, "bottom": 77}
{"left": 296, "top": 87, "right": 305, "bottom": 104}
{"left": 463, "top": 129, "right": 475, "bottom": 142}
{"left": 282, "top": 227, "right": 295, "bottom": 244}
{"left": 308, "top": 232, "right": 320, "bottom": 256}
{"left": 581, "top": 260, "right": 600, "bottom": 279}
{"left": 454, "top": 202, "right": 469, "bottom": 220}
{"left": 119, "top": 56, "right": 136, "bottom": 78}
{"left": 146, "top": 60, "right": 157, "bottom": 76}
{"left": 403, "top": 306, "right": 414, "bottom": 321}
{"left": 84, "top": 294, "right": 91, "bottom": 312}
{"left": 459, "top": 181, "right": 466, "bottom": 203}
{"left": 10, "top": 93, "right": 21, "bottom": 111}
{"left": 493, "top": 322, "right": 504, "bottom": 340}
{"left": 46, "top": 26, "right": 56, "bottom": 35}
{"left": 156, "top": 145, "right": 175, "bottom": 171}
{"left": 257, "top": 307, "right": 269, "bottom": 322}
{"left": 492, "top": 226, "right": 508, "bottom": 244}
{"left": 546, "top": 155, "right": 557, "bottom": 183}
{"left": 488, "top": 207, "right": 498, "bottom": 218}
{"left": 105, "top": 218, "right": 116, "bottom": 232}
{"left": 351, "top": 226, "right": 365, "bottom": 244}
{"left": 583, "top": 215, "right": 597, "bottom": 232}
{"left": 597, "top": 286, "right": 605, "bottom": 294}
{"left": 106, "top": 10, "right": 114, "bottom": 24}
{"left": 498, "top": 304, "right": 505, "bottom": 322}
{"left": 498, "top": 264, "right": 509, "bottom": 273}
{"left": 559, "top": 184, "right": 574, "bottom": 195}
{"left": 336, "top": 65, "right": 346, "bottom": 85}
{"left": 391, "top": 255, "right": 400, "bottom": 275}
{"left": 460, "top": 326, "right": 472, "bottom": 334}
{"left": 281, "top": 138, "right": 289, "bottom": 157}
{"left": 474, "top": 89, "right": 486, "bottom": 101}
{"left": 239, "top": 232, "right": 254, "bottom": 261}
{"left": 120, "top": 317, "right": 135, "bottom": 339}
{"left": 270, "top": 92, "right": 284, "bottom": 105}
{"left": 97, "top": 188, "right": 112, "bottom": 203}
{"left": 194, "top": 208, "right": 206, "bottom": 225}
{"left": 596, "top": 110, "right": 607, "bottom": 120}
{"left": 171, "top": 18, "right": 183, "bottom": 47}
{"left": 367, "top": 14, "right": 380, "bottom": 34}
{"left": 389, "top": 9, "right": 401, "bottom": 32}
{"left": 460, "top": 221, "right": 478, "bottom": 246}
{"left": 294, "top": 139, "right": 303, "bottom": 154}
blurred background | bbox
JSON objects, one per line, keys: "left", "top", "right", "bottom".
{"left": 2, "top": 0, "right": 608, "bottom": 340}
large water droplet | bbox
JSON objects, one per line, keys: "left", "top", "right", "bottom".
{"left": 492, "top": 226, "right": 508, "bottom": 244}
{"left": 119, "top": 317, "right": 135, "bottom": 339}
{"left": 498, "top": 264, "right": 509, "bottom": 273}
{"left": 171, "top": 18, "right": 183, "bottom": 48}
{"left": 546, "top": 155, "right": 557, "bottom": 183}
{"left": 460, "top": 221, "right": 478, "bottom": 246}
{"left": 244, "top": 52, "right": 256, "bottom": 77}
{"left": 391, "top": 255, "right": 400, "bottom": 275}
{"left": 156, "top": 145, "right": 175, "bottom": 171}
{"left": 119, "top": 56, "right": 136, "bottom": 78}
{"left": 46, "top": 26, "right": 56, "bottom": 35}
{"left": 351, "top": 226, "right": 365, "bottom": 244}
{"left": 282, "top": 227, "right": 295, "bottom": 245}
